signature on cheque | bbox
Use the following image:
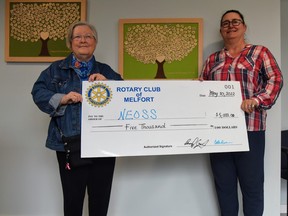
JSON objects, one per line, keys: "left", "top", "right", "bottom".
{"left": 184, "top": 137, "right": 209, "bottom": 149}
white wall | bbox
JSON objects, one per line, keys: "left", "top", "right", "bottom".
{"left": 281, "top": 0, "right": 288, "bottom": 211}
{"left": 0, "top": 0, "right": 282, "bottom": 215}
{"left": 282, "top": 1, "right": 288, "bottom": 130}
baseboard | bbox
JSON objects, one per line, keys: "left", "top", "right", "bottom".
{"left": 281, "top": 204, "right": 286, "bottom": 213}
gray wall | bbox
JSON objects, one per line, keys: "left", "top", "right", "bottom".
{"left": 0, "top": 0, "right": 283, "bottom": 215}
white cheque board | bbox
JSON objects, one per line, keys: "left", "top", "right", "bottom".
{"left": 81, "top": 80, "right": 249, "bottom": 157}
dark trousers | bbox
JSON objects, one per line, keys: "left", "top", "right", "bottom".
{"left": 210, "top": 131, "right": 265, "bottom": 216}
{"left": 56, "top": 152, "right": 115, "bottom": 216}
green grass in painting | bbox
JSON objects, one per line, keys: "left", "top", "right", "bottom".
{"left": 9, "top": 38, "right": 70, "bottom": 57}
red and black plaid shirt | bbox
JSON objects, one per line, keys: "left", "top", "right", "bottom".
{"left": 200, "top": 44, "right": 283, "bottom": 131}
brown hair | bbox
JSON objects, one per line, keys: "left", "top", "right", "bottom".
{"left": 220, "top": 9, "right": 245, "bottom": 26}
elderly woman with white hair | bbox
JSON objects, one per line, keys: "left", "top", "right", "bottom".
{"left": 32, "top": 21, "right": 122, "bottom": 216}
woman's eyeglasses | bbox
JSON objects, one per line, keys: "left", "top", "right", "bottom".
{"left": 221, "top": 19, "right": 243, "bottom": 28}
{"left": 72, "top": 34, "right": 95, "bottom": 41}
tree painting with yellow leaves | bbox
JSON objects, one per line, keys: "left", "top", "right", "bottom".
{"left": 119, "top": 19, "right": 203, "bottom": 80}
{"left": 5, "top": 0, "right": 86, "bottom": 62}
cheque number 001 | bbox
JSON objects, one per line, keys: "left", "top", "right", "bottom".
{"left": 224, "top": 84, "right": 234, "bottom": 89}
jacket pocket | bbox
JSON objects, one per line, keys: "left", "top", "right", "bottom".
{"left": 50, "top": 76, "right": 69, "bottom": 93}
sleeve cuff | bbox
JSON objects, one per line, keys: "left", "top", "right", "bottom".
{"left": 49, "top": 93, "right": 67, "bottom": 116}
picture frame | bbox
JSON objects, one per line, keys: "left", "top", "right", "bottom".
{"left": 5, "top": 0, "right": 87, "bottom": 62}
{"left": 119, "top": 18, "right": 203, "bottom": 80}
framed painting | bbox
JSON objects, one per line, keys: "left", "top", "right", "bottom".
{"left": 5, "top": 0, "right": 87, "bottom": 62}
{"left": 119, "top": 18, "right": 203, "bottom": 80}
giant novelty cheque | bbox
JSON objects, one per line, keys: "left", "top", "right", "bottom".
{"left": 81, "top": 80, "right": 249, "bottom": 157}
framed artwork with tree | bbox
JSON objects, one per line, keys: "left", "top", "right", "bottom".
{"left": 5, "top": 0, "right": 86, "bottom": 62}
{"left": 119, "top": 18, "right": 203, "bottom": 80}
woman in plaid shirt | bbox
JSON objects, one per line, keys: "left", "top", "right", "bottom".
{"left": 200, "top": 10, "right": 283, "bottom": 216}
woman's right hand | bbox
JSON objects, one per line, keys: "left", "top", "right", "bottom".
{"left": 60, "top": 91, "right": 83, "bottom": 105}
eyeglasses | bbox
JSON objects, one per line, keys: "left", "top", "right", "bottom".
{"left": 72, "top": 34, "right": 95, "bottom": 41}
{"left": 221, "top": 19, "right": 243, "bottom": 28}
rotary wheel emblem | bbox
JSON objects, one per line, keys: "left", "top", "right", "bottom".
{"left": 85, "top": 83, "right": 112, "bottom": 107}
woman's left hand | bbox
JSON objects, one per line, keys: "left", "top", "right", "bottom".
{"left": 241, "top": 99, "right": 258, "bottom": 114}
{"left": 88, "top": 73, "right": 107, "bottom": 82}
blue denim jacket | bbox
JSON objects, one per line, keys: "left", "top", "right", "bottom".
{"left": 31, "top": 53, "right": 123, "bottom": 151}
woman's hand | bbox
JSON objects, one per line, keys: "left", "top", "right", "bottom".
{"left": 241, "top": 99, "right": 259, "bottom": 114}
{"left": 88, "top": 73, "right": 107, "bottom": 82}
{"left": 60, "top": 91, "right": 83, "bottom": 105}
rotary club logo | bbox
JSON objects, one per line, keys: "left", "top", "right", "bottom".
{"left": 85, "top": 83, "right": 112, "bottom": 107}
